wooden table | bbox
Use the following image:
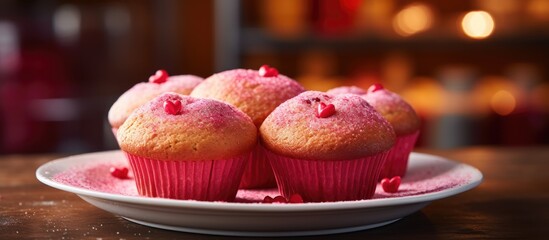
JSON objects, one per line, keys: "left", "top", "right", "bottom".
{"left": 1, "top": 147, "right": 548, "bottom": 239}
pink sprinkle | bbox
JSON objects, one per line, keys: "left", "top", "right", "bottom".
{"left": 272, "top": 196, "right": 287, "bottom": 203}
{"left": 149, "top": 69, "right": 169, "bottom": 84}
{"left": 316, "top": 103, "right": 336, "bottom": 118}
{"left": 288, "top": 194, "right": 304, "bottom": 203}
{"left": 110, "top": 167, "right": 129, "bottom": 179}
{"left": 367, "top": 83, "right": 384, "bottom": 93}
{"left": 381, "top": 176, "right": 401, "bottom": 193}
{"left": 258, "top": 65, "right": 279, "bottom": 77}
{"left": 163, "top": 100, "right": 182, "bottom": 115}
{"left": 262, "top": 196, "right": 274, "bottom": 204}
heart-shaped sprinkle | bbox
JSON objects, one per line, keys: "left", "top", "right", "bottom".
{"left": 288, "top": 193, "right": 304, "bottom": 203}
{"left": 317, "top": 102, "right": 336, "bottom": 118}
{"left": 262, "top": 196, "right": 274, "bottom": 203}
{"left": 258, "top": 65, "right": 279, "bottom": 77}
{"left": 163, "top": 100, "right": 182, "bottom": 115}
{"left": 110, "top": 167, "right": 129, "bottom": 179}
{"left": 262, "top": 194, "right": 306, "bottom": 204}
{"left": 381, "top": 176, "right": 401, "bottom": 193}
{"left": 149, "top": 69, "right": 169, "bottom": 84}
{"left": 367, "top": 83, "right": 384, "bottom": 93}
{"left": 273, "top": 195, "right": 287, "bottom": 203}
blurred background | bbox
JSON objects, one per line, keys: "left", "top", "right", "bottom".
{"left": 0, "top": 0, "right": 548, "bottom": 154}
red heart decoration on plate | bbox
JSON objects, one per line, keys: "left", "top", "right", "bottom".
{"left": 163, "top": 100, "right": 182, "bottom": 115}
{"left": 381, "top": 176, "right": 401, "bottom": 193}
{"left": 149, "top": 69, "right": 168, "bottom": 84}
{"left": 110, "top": 167, "right": 129, "bottom": 179}
{"left": 258, "top": 65, "right": 279, "bottom": 77}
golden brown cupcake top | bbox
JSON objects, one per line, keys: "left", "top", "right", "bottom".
{"left": 117, "top": 93, "right": 257, "bottom": 161}
{"left": 108, "top": 74, "right": 203, "bottom": 129}
{"left": 190, "top": 67, "right": 304, "bottom": 127}
{"left": 260, "top": 91, "right": 395, "bottom": 161}
{"left": 362, "top": 84, "right": 420, "bottom": 136}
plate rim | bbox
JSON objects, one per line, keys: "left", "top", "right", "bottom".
{"left": 36, "top": 150, "right": 483, "bottom": 213}
{"left": 122, "top": 216, "right": 402, "bottom": 237}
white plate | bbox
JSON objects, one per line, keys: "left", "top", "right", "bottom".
{"left": 36, "top": 151, "right": 482, "bottom": 237}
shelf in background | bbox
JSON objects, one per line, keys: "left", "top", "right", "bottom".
{"left": 240, "top": 28, "right": 549, "bottom": 53}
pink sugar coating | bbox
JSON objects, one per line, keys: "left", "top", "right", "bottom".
{"left": 206, "top": 69, "right": 303, "bottom": 96}
{"left": 135, "top": 93, "right": 252, "bottom": 130}
{"left": 361, "top": 88, "right": 420, "bottom": 135}
{"left": 326, "top": 86, "right": 368, "bottom": 95}
{"left": 261, "top": 91, "right": 395, "bottom": 159}
{"left": 268, "top": 91, "right": 386, "bottom": 132}
{"left": 52, "top": 156, "right": 473, "bottom": 203}
{"left": 362, "top": 89, "right": 409, "bottom": 111}
{"left": 53, "top": 158, "right": 138, "bottom": 196}
{"left": 130, "top": 75, "right": 203, "bottom": 93}
{"left": 108, "top": 75, "right": 203, "bottom": 128}
{"left": 191, "top": 69, "right": 305, "bottom": 127}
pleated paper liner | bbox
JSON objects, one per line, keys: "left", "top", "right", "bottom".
{"left": 266, "top": 149, "right": 389, "bottom": 202}
{"left": 379, "top": 131, "right": 419, "bottom": 180}
{"left": 126, "top": 152, "right": 250, "bottom": 201}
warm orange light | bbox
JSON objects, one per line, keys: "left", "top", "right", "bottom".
{"left": 527, "top": 0, "right": 549, "bottom": 20}
{"left": 393, "top": 3, "right": 433, "bottom": 36}
{"left": 461, "top": 11, "right": 495, "bottom": 39}
{"left": 490, "top": 90, "right": 516, "bottom": 116}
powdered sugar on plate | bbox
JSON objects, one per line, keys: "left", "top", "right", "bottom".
{"left": 52, "top": 153, "right": 473, "bottom": 203}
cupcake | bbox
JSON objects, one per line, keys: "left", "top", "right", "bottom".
{"left": 108, "top": 70, "right": 203, "bottom": 136}
{"left": 362, "top": 83, "right": 420, "bottom": 180}
{"left": 117, "top": 92, "right": 257, "bottom": 201}
{"left": 326, "top": 86, "right": 367, "bottom": 95}
{"left": 260, "top": 91, "right": 396, "bottom": 202}
{"left": 191, "top": 65, "right": 305, "bottom": 189}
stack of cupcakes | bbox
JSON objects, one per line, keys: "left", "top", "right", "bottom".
{"left": 191, "top": 65, "right": 305, "bottom": 189}
{"left": 109, "top": 66, "right": 420, "bottom": 202}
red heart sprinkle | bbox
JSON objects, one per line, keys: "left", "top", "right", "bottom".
{"left": 381, "top": 176, "right": 401, "bottom": 193}
{"left": 317, "top": 102, "right": 336, "bottom": 118}
{"left": 288, "top": 194, "right": 304, "bottom": 203}
{"left": 110, "top": 167, "right": 129, "bottom": 179}
{"left": 262, "top": 196, "right": 274, "bottom": 203}
{"left": 273, "top": 195, "right": 287, "bottom": 203}
{"left": 149, "top": 69, "right": 169, "bottom": 84}
{"left": 163, "top": 100, "right": 182, "bottom": 115}
{"left": 367, "top": 83, "right": 384, "bottom": 93}
{"left": 258, "top": 65, "right": 279, "bottom": 77}
{"left": 262, "top": 194, "right": 305, "bottom": 204}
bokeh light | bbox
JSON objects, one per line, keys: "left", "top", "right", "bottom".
{"left": 53, "top": 5, "right": 81, "bottom": 44}
{"left": 461, "top": 11, "right": 495, "bottom": 39}
{"left": 490, "top": 90, "right": 516, "bottom": 115}
{"left": 393, "top": 3, "right": 434, "bottom": 36}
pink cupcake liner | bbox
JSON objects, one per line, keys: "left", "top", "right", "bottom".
{"left": 265, "top": 149, "right": 389, "bottom": 202}
{"left": 125, "top": 152, "right": 250, "bottom": 201}
{"left": 239, "top": 143, "right": 277, "bottom": 189}
{"left": 378, "top": 130, "right": 419, "bottom": 180}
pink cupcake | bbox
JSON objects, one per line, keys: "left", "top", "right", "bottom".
{"left": 191, "top": 65, "right": 305, "bottom": 189}
{"left": 260, "top": 91, "right": 395, "bottom": 202}
{"left": 108, "top": 70, "right": 203, "bottom": 136}
{"left": 362, "top": 83, "right": 420, "bottom": 180}
{"left": 326, "top": 86, "right": 367, "bottom": 95}
{"left": 117, "top": 93, "right": 257, "bottom": 201}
